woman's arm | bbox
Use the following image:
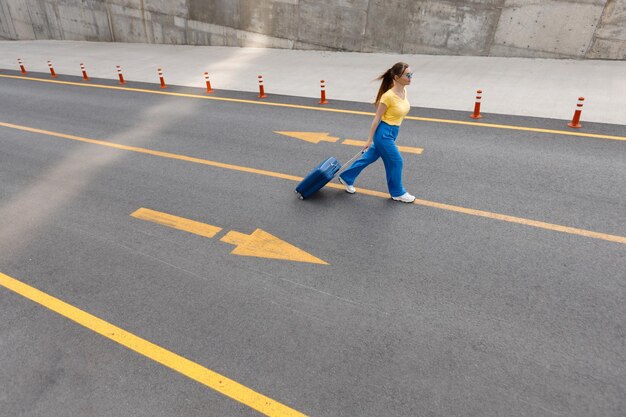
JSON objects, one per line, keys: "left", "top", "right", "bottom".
{"left": 365, "top": 103, "right": 387, "bottom": 150}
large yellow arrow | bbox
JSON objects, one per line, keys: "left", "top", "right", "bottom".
{"left": 274, "top": 131, "right": 340, "bottom": 144}
{"left": 131, "top": 208, "right": 327, "bottom": 265}
{"left": 220, "top": 229, "right": 328, "bottom": 265}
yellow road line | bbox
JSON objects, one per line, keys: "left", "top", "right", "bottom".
{"left": 0, "top": 271, "right": 307, "bottom": 417}
{"left": 0, "top": 74, "right": 372, "bottom": 116}
{"left": 406, "top": 116, "right": 626, "bottom": 141}
{"left": 324, "top": 182, "right": 626, "bottom": 244}
{"left": 1, "top": 74, "right": 625, "bottom": 142}
{"left": 1, "top": 121, "right": 624, "bottom": 245}
{"left": 0, "top": 121, "right": 302, "bottom": 182}
{"left": 131, "top": 208, "right": 222, "bottom": 238}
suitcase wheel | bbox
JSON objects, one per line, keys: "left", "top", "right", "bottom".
{"left": 299, "top": 195, "right": 304, "bottom": 200}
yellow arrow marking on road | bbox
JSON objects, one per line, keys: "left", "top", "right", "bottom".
{"left": 342, "top": 139, "right": 424, "bottom": 155}
{"left": 274, "top": 131, "right": 340, "bottom": 144}
{"left": 131, "top": 208, "right": 327, "bottom": 265}
{"left": 220, "top": 230, "right": 328, "bottom": 265}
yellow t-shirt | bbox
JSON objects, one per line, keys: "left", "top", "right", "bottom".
{"left": 380, "top": 89, "right": 410, "bottom": 126}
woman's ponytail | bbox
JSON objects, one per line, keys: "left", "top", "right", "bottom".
{"left": 374, "top": 62, "right": 409, "bottom": 106}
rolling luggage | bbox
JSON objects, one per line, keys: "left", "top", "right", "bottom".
{"left": 295, "top": 151, "right": 364, "bottom": 199}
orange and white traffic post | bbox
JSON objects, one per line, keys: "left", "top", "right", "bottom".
{"left": 116, "top": 65, "right": 126, "bottom": 84}
{"left": 319, "top": 80, "right": 328, "bottom": 104}
{"left": 258, "top": 75, "right": 267, "bottom": 98}
{"left": 47, "top": 60, "right": 57, "bottom": 78}
{"left": 470, "top": 89, "right": 483, "bottom": 119}
{"left": 158, "top": 67, "right": 166, "bottom": 88}
{"left": 204, "top": 72, "right": 214, "bottom": 93}
{"left": 567, "top": 97, "right": 585, "bottom": 128}
{"left": 18, "top": 58, "right": 26, "bottom": 74}
{"left": 80, "top": 63, "right": 89, "bottom": 80}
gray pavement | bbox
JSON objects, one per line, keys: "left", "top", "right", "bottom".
{"left": 1, "top": 40, "right": 626, "bottom": 125}
{"left": 0, "top": 72, "right": 625, "bottom": 416}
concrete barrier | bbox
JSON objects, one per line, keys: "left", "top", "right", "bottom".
{"left": 0, "top": 0, "right": 624, "bottom": 59}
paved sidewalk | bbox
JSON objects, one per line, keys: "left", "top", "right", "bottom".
{"left": 1, "top": 40, "right": 625, "bottom": 125}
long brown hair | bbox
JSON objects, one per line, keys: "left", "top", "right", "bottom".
{"left": 374, "top": 62, "right": 409, "bottom": 105}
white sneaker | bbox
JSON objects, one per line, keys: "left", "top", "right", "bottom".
{"left": 338, "top": 176, "right": 356, "bottom": 194}
{"left": 392, "top": 192, "right": 416, "bottom": 203}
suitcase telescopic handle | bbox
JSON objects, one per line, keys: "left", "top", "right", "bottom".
{"left": 334, "top": 150, "right": 366, "bottom": 178}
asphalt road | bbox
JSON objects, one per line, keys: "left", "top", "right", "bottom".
{"left": 1, "top": 71, "right": 625, "bottom": 417}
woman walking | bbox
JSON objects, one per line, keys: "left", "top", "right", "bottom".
{"left": 338, "top": 62, "right": 415, "bottom": 203}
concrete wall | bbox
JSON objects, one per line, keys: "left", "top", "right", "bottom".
{"left": 0, "top": 0, "right": 624, "bottom": 59}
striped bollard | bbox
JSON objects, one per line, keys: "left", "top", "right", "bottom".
{"left": 319, "top": 80, "right": 328, "bottom": 104}
{"left": 567, "top": 97, "right": 585, "bottom": 129}
{"left": 258, "top": 75, "right": 267, "bottom": 98}
{"left": 158, "top": 67, "right": 166, "bottom": 88}
{"left": 117, "top": 65, "right": 126, "bottom": 84}
{"left": 80, "top": 63, "right": 89, "bottom": 80}
{"left": 18, "top": 58, "right": 26, "bottom": 74}
{"left": 470, "top": 90, "right": 482, "bottom": 119}
{"left": 47, "top": 60, "right": 57, "bottom": 78}
{"left": 204, "top": 72, "right": 214, "bottom": 93}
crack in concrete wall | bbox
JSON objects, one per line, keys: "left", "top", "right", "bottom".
{"left": 0, "top": 0, "right": 624, "bottom": 59}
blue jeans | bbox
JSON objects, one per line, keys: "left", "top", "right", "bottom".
{"left": 339, "top": 121, "right": 406, "bottom": 197}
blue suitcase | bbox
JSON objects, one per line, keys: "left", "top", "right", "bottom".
{"left": 295, "top": 151, "right": 364, "bottom": 200}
